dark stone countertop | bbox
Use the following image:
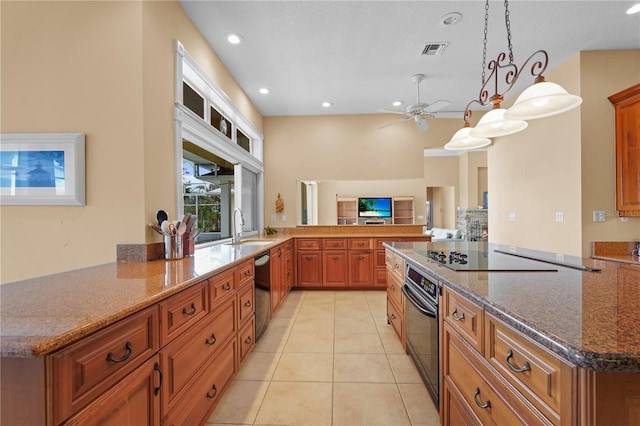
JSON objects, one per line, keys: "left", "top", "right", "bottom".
{"left": 384, "top": 241, "right": 640, "bottom": 372}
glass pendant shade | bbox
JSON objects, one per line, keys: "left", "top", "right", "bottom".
{"left": 444, "top": 126, "right": 491, "bottom": 150}
{"left": 469, "top": 108, "right": 528, "bottom": 138}
{"left": 504, "top": 81, "right": 583, "bottom": 120}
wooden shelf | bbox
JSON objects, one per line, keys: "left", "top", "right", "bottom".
{"left": 393, "top": 197, "right": 414, "bottom": 225}
{"left": 337, "top": 198, "right": 357, "bottom": 225}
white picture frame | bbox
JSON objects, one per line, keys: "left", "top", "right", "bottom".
{"left": 0, "top": 133, "right": 85, "bottom": 205}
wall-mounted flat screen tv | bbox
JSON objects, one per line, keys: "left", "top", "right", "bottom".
{"left": 358, "top": 197, "right": 392, "bottom": 218}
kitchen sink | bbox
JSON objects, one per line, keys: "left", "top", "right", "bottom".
{"left": 225, "top": 240, "right": 273, "bottom": 246}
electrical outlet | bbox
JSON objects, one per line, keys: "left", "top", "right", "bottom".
{"left": 271, "top": 214, "right": 276, "bottom": 222}
{"left": 555, "top": 212, "right": 564, "bottom": 222}
{"left": 508, "top": 212, "right": 516, "bottom": 221}
{"left": 417, "top": 215, "right": 424, "bottom": 220}
{"left": 282, "top": 214, "right": 287, "bottom": 222}
{"left": 556, "top": 253, "right": 565, "bottom": 262}
{"left": 593, "top": 211, "right": 605, "bottom": 222}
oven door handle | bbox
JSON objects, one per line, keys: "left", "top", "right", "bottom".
{"left": 402, "top": 284, "right": 437, "bottom": 319}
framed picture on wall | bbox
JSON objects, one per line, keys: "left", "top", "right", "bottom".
{"left": 0, "top": 133, "right": 85, "bottom": 205}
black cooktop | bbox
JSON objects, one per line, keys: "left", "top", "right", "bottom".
{"left": 415, "top": 249, "right": 558, "bottom": 272}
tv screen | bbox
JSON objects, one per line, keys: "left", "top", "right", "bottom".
{"left": 358, "top": 197, "right": 392, "bottom": 218}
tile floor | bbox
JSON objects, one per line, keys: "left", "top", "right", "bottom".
{"left": 206, "top": 290, "right": 440, "bottom": 426}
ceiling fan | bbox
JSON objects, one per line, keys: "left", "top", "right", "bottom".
{"left": 378, "top": 74, "right": 452, "bottom": 132}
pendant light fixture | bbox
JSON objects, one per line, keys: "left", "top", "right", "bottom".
{"left": 445, "top": 0, "right": 582, "bottom": 149}
{"left": 444, "top": 124, "right": 491, "bottom": 151}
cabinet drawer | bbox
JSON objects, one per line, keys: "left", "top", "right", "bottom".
{"left": 160, "top": 283, "right": 208, "bottom": 346}
{"left": 164, "top": 338, "right": 236, "bottom": 426}
{"left": 485, "top": 314, "right": 574, "bottom": 423}
{"left": 375, "top": 237, "right": 402, "bottom": 250}
{"left": 296, "top": 238, "right": 321, "bottom": 250}
{"left": 385, "top": 249, "right": 404, "bottom": 281}
{"left": 387, "top": 298, "right": 403, "bottom": 341}
{"left": 238, "top": 316, "right": 255, "bottom": 366}
{"left": 387, "top": 271, "right": 404, "bottom": 310}
{"left": 236, "top": 259, "right": 254, "bottom": 287}
{"left": 161, "top": 297, "right": 236, "bottom": 414}
{"left": 50, "top": 306, "right": 159, "bottom": 425}
{"left": 237, "top": 281, "right": 255, "bottom": 326}
{"left": 62, "top": 355, "right": 161, "bottom": 426}
{"left": 349, "top": 238, "right": 372, "bottom": 250}
{"left": 209, "top": 268, "right": 236, "bottom": 308}
{"left": 443, "top": 287, "right": 484, "bottom": 353}
{"left": 444, "top": 323, "right": 550, "bottom": 426}
{"left": 323, "top": 238, "right": 348, "bottom": 250}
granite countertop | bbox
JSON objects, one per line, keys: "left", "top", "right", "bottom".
{"left": 0, "top": 236, "right": 288, "bottom": 358}
{"left": 385, "top": 241, "right": 640, "bottom": 372}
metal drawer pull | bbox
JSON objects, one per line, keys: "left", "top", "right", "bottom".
{"left": 206, "top": 384, "right": 218, "bottom": 399}
{"left": 451, "top": 308, "right": 465, "bottom": 321}
{"left": 205, "top": 334, "right": 217, "bottom": 345}
{"left": 182, "top": 303, "right": 196, "bottom": 315}
{"left": 153, "top": 362, "right": 162, "bottom": 396}
{"left": 390, "top": 313, "right": 396, "bottom": 320}
{"left": 473, "top": 387, "right": 491, "bottom": 409}
{"left": 244, "top": 300, "right": 252, "bottom": 308}
{"left": 222, "top": 282, "right": 231, "bottom": 291}
{"left": 506, "top": 349, "right": 531, "bottom": 373}
{"left": 245, "top": 336, "right": 252, "bottom": 344}
{"left": 106, "top": 341, "right": 132, "bottom": 363}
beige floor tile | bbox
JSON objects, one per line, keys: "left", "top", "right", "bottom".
{"left": 253, "top": 327, "right": 289, "bottom": 353}
{"left": 332, "top": 382, "right": 411, "bottom": 426}
{"left": 284, "top": 328, "right": 334, "bottom": 353}
{"left": 334, "top": 353, "right": 395, "bottom": 383}
{"left": 254, "top": 381, "right": 333, "bottom": 426}
{"left": 335, "top": 313, "right": 377, "bottom": 333}
{"left": 379, "top": 330, "right": 406, "bottom": 353}
{"left": 272, "top": 352, "right": 334, "bottom": 382}
{"left": 398, "top": 383, "right": 440, "bottom": 426}
{"left": 334, "top": 332, "right": 384, "bottom": 354}
{"left": 206, "top": 380, "right": 269, "bottom": 425}
{"left": 387, "top": 353, "right": 424, "bottom": 384}
{"left": 235, "top": 351, "right": 281, "bottom": 381}
{"left": 291, "top": 313, "right": 335, "bottom": 334}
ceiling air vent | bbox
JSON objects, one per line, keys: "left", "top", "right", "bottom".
{"left": 421, "top": 42, "right": 449, "bottom": 56}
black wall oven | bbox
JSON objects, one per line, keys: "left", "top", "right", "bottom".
{"left": 402, "top": 263, "right": 440, "bottom": 408}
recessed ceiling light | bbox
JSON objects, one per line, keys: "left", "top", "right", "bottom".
{"left": 322, "top": 101, "right": 332, "bottom": 108}
{"left": 392, "top": 100, "right": 404, "bottom": 107}
{"left": 439, "top": 12, "right": 463, "bottom": 27}
{"left": 225, "top": 33, "right": 243, "bottom": 45}
{"left": 259, "top": 88, "right": 270, "bottom": 95}
{"left": 626, "top": 3, "right": 640, "bottom": 14}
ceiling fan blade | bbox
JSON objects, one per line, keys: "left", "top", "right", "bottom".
{"left": 415, "top": 117, "right": 429, "bottom": 132}
{"left": 377, "top": 116, "right": 412, "bottom": 129}
{"left": 378, "top": 108, "right": 408, "bottom": 115}
{"left": 424, "top": 100, "right": 451, "bottom": 113}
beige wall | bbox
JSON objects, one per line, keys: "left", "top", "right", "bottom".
{"left": 262, "top": 114, "right": 463, "bottom": 227}
{"left": 579, "top": 49, "right": 640, "bottom": 256}
{"left": 0, "top": 1, "right": 261, "bottom": 283}
{"left": 488, "top": 50, "right": 640, "bottom": 257}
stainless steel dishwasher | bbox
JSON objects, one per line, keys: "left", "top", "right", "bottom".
{"left": 254, "top": 252, "right": 271, "bottom": 341}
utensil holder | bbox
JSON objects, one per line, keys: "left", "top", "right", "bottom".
{"left": 164, "top": 235, "right": 183, "bottom": 260}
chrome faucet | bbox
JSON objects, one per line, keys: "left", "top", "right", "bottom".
{"left": 232, "top": 207, "right": 244, "bottom": 244}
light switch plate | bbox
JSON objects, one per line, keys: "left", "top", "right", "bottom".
{"left": 282, "top": 214, "right": 287, "bottom": 222}
{"left": 508, "top": 212, "right": 516, "bottom": 221}
{"left": 555, "top": 212, "right": 564, "bottom": 222}
{"left": 271, "top": 214, "right": 276, "bottom": 222}
{"left": 593, "top": 211, "right": 605, "bottom": 222}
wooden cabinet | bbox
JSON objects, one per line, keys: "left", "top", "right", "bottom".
{"left": 393, "top": 197, "right": 415, "bottom": 224}
{"left": 385, "top": 248, "right": 405, "bottom": 346}
{"left": 609, "top": 84, "right": 640, "bottom": 216}
{"left": 270, "top": 241, "right": 293, "bottom": 313}
{"left": 50, "top": 306, "right": 160, "bottom": 425}
{"left": 337, "top": 197, "right": 358, "bottom": 224}
{"left": 323, "top": 238, "right": 348, "bottom": 287}
{"left": 441, "top": 286, "right": 576, "bottom": 426}
{"left": 159, "top": 283, "right": 208, "bottom": 346}
{"left": 296, "top": 238, "right": 323, "bottom": 287}
{"left": 63, "top": 355, "right": 162, "bottom": 426}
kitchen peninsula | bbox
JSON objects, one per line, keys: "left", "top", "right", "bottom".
{"left": 385, "top": 241, "right": 640, "bottom": 426}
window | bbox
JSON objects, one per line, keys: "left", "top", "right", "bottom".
{"left": 175, "top": 41, "right": 264, "bottom": 244}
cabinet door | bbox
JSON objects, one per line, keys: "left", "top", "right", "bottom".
{"left": 270, "top": 246, "right": 283, "bottom": 313}
{"left": 283, "top": 242, "right": 293, "bottom": 293}
{"left": 609, "top": 84, "right": 640, "bottom": 215}
{"left": 296, "top": 251, "right": 323, "bottom": 287}
{"left": 323, "top": 251, "right": 348, "bottom": 287}
{"left": 63, "top": 355, "right": 161, "bottom": 426}
{"left": 348, "top": 251, "right": 373, "bottom": 286}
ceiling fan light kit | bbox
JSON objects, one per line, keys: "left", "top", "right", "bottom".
{"left": 446, "top": 0, "right": 582, "bottom": 150}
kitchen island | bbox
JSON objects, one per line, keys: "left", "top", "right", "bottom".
{"left": 385, "top": 241, "right": 640, "bottom": 426}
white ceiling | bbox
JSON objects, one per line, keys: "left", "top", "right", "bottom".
{"left": 179, "top": 1, "right": 640, "bottom": 118}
